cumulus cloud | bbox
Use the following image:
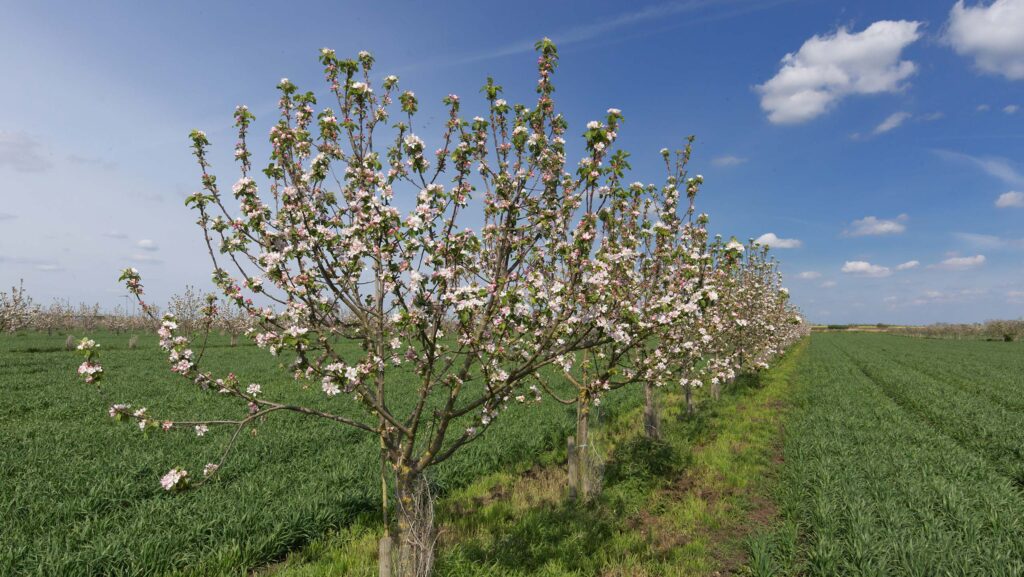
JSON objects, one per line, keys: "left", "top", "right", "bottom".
{"left": 874, "top": 111, "right": 911, "bottom": 134}
{"left": 711, "top": 155, "right": 748, "bottom": 167}
{"left": 844, "top": 214, "right": 908, "bottom": 236}
{"left": 996, "top": 191, "right": 1024, "bottom": 207}
{"left": 946, "top": 0, "right": 1024, "bottom": 80}
{"left": 797, "top": 271, "right": 821, "bottom": 279}
{"left": 1006, "top": 104, "right": 1020, "bottom": 114}
{"left": 820, "top": 280, "right": 838, "bottom": 288}
{"left": 977, "top": 103, "right": 991, "bottom": 111}
{"left": 896, "top": 260, "right": 920, "bottom": 270}
{"left": 934, "top": 254, "right": 986, "bottom": 269}
{"left": 755, "top": 232, "right": 802, "bottom": 249}
{"left": 842, "top": 260, "right": 892, "bottom": 277}
{"left": 136, "top": 239, "right": 159, "bottom": 251}
{"left": 757, "top": 20, "right": 922, "bottom": 124}
{"left": 0, "top": 131, "right": 51, "bottom": 173}
{"left": 103, "top": 230, "right": 129, "bottom": 239}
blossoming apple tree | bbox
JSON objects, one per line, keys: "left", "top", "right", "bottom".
{"left": 76, "top": 39, "right": 803, "bottom": 577}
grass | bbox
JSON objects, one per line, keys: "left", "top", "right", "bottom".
{"left": 265, "top": 340, "right": 809, "bottom": 576}
{"left": 0, "top": 330, "right": 642, "bottom": 576}
{"left": 12, "top": 328, "right": 1024, "bottom": 575}
{"left": 751, "top": 332, "right": 1024, "bottom": 576}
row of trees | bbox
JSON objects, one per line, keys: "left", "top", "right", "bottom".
{"left": 76, "top": 40, "right": 805, "bottom": 577}
{"left": 892, "top": 319, "right": 1024, "bottom": 342}
{"left": 0, "top": 284, "right": 252, "bottom": 341}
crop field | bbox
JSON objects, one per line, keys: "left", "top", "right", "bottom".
{"left": 755, "top": 332, "right": 1024, "bottom": 576}
{"left": 0, "top": 331, "right": 642, "bottom": 576}
{"left": 8, "top": 330, "right": 1024, "bottom": 576}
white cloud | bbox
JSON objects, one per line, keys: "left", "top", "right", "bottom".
{"left": 845, "top": 214, "right": 908, "bottom": 236}
{"left": 67, "top": 154, "right": 117, "bottom": 170}
{"left": 757, "top": 20, "right": 922, "bottom": 124}
{"left": 842, "top": 260, "right": 892, "bottom": 277}
{"left": 0, "top": 131, "right": 51, "bottom": 173}
{"left": 1006, "top": 104, "right": 1020, "bottom": 114}
{"left": 996, "top": 191, "right": 1024, "bottom": 207}
{"left": 136, "top": 239, "right": 159, "bottom": 251}
{"left": 977, "top": 103, "right": 991, "bottom": 111}
{"left": 450, "top": 1, "right": 791, "bottom": 67}
{"left": 0, "top": 212, "right": 16, "bottom": 221}
{"left": 130, "top": 253, "right": 163, "bottom": 264}
{"left": 874, "top": 111, "right": 911, "bottom": 134}
{"left": 820, "top": 280, "right": 838, "bottom": 288}
{"left": 955, "top": 232, "right": 1024, "bottom": 249}
{"left": 896, "top": 260, "right": 920, "bottom": 270}
{"left": 755, "top": 232, "right": 802, "bottom": 249}
{"left": 905, "top": 287, "right": 989, "bottom": 306}
{"left": 934, "top": 254, "right": 986, "bottom": 269}
{"left": 947, "top": 0, "right": 1024, "bottom": 80}
{"left": 797, "top": 271, "right": 821, "bottom": 279}
{"left": 711, "top": 155, "right": 747, "bottom": 167}
{"left": 1009, "top": 290, "right": 1024, "bottom": 303}
{"left": 933, "top": 150, "right": 1024, "bottom": 187}
{"left": 103, "top": 230, "right": 129, "bottom": 239}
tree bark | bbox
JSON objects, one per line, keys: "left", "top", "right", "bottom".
{"left": 643, "top": 381, "right": 661, "bottom": 440}
{"left": 573, "top": 395, "right": 595, "bottom": 501}
{"left": 567, "top": 436, "right": 577, "bottom": 501}
{"left": 391, "top": 472, "right": 435, "bottom": 577}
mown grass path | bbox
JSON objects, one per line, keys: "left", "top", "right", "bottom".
{"left": 754, "top": 333, "right": 1024, "bottom": 577}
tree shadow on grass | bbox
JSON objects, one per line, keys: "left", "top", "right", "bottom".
{"left": 731, "top": 371, "right": 764, "bottom": 392}
{"left": 447, "top": 501, "right": 620, "bottom": 574}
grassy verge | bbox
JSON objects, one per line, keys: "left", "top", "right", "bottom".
{"left": 267, "top": 338, "right": 809, "bottom": 576}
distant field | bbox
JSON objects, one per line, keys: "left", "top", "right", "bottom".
{"left": 755, "top": 333, "right": 1024, "bottom": 575}
{"left": 0, "top": 331, "right": 639, "bottom": 576}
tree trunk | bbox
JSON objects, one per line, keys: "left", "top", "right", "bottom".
{"left": 643, "top": 381, "right": 661, "bottom": 441}
{"left": 391, "top": 472, "right": 436, "bottom": 577}
{"left": 230, "top": 333, "right": 238, "bottom": 347}
{"left": 571, "top": 395, "right": 597, "bottom": 501}
{"left": 685, "top": 383, "right": 694, "bottom": 417}
{"left": 379, "top": 535, "right": 393, "bottom": 577}
{"left": 567, "top": 436, "right": 577, "bottom": 501}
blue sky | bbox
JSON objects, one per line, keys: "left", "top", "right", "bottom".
{"left": 1, "top": 0, "right": 1022, "bottom": 324}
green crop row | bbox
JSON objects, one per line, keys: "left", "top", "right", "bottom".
{"left": 750, "top": 333, "right": 1024, "bottom": 576}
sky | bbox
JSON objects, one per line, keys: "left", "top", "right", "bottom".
{"left": 1, "top": 0, "right": 1022, "bottom": 325}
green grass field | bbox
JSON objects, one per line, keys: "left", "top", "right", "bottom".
{"left": 0, "top": 331, "right": 642, "bottom": 576}
{"left": 7, "top": 331, "right": 1024, "bottom": 576}
{"left": 753, "top": 332, "right": 1024, "bottom": 576}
